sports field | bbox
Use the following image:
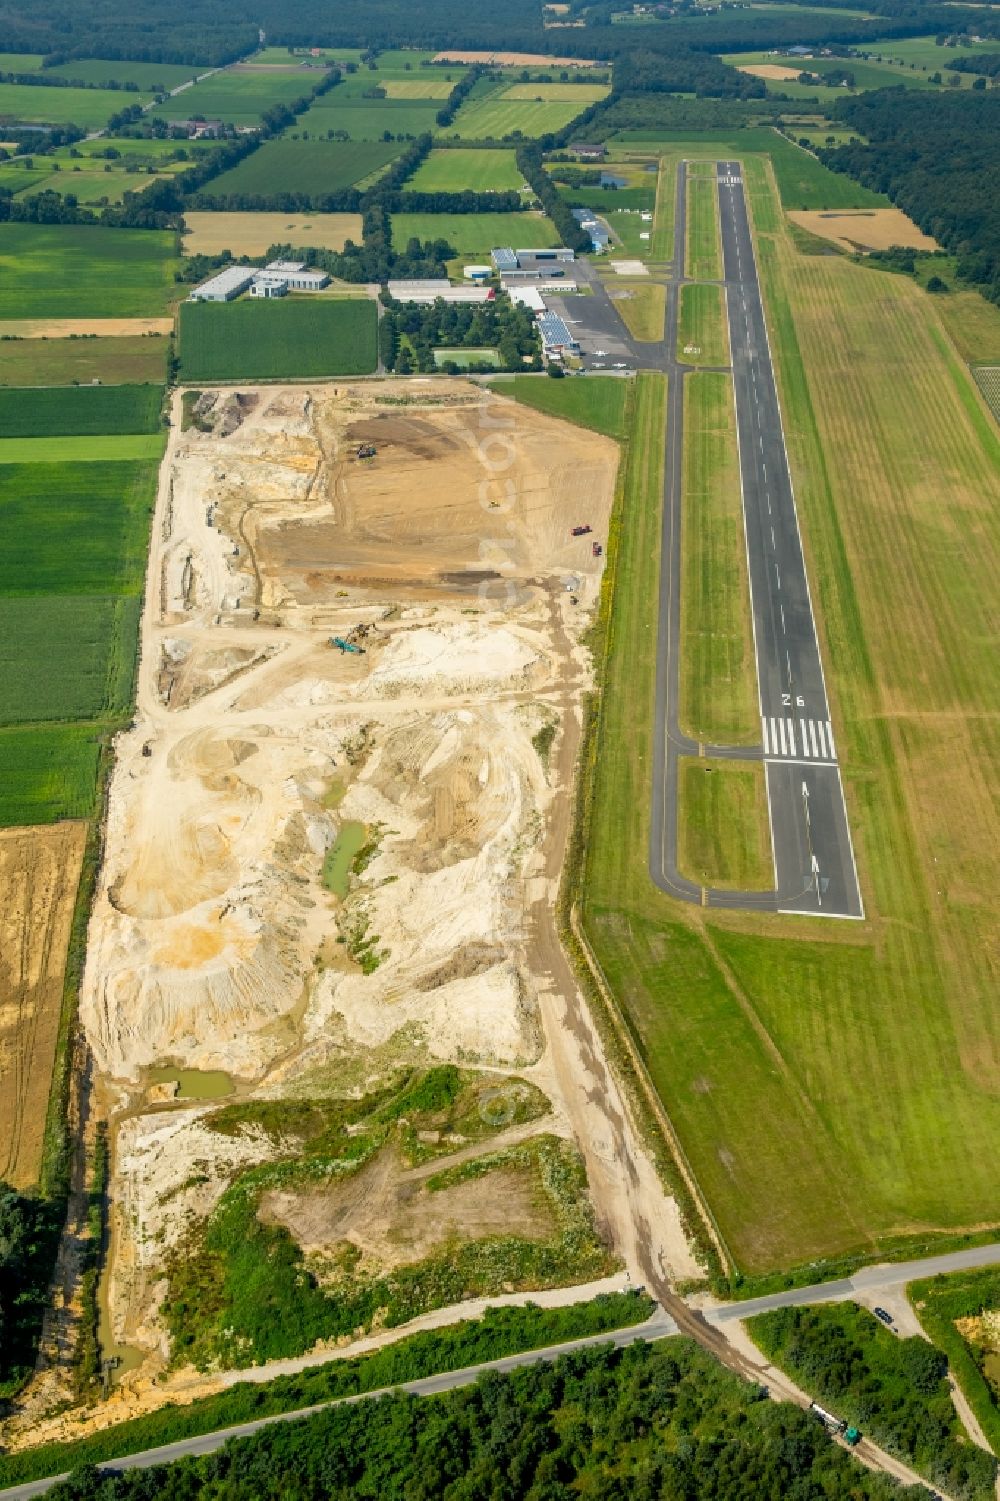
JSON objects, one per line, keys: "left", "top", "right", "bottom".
{"left": 152, "top": 71, "right": 317, "bottom": 126}
{"left": 450, "top": 95, "right": 592, "bottom": 140}
{"left": 391, "top": 212, "right": 559, "bottom": 257}
{"left": 206, "top": 138, "right": 401, "bottom": 197}
{"left": 177, "top": 298, "right": 377, "bottom": 382}
{"left": 580, "top": 154, "right": 1000, "bottom": 1276}
{"left": 0, "top": 224, "right": 176, "bottom": 318}
{"left": 685, "top": 174, "right": 721, "bottom": 282}
{"left": 0, "top": 82, "right": 143, "bottom": 129}
{"left": 407, "top": 149, "right": 523, "bottom": 193}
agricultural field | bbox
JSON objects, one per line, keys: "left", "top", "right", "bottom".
{"left": 407, "top": 148, "right": 524, "bottom": 193}
{"left": 0, "top": 335, "right": 168, "bottom": 388}
{"left": 0, "top": 822, "right": 87, "bottom": 1189}
{"left": 391, "top": 211, "right": 559, "bottom": 257}
{"left": 152, "top": 70, "right": 318, "bottom": 127}
{"left": 381, "top": 77, "right": 454, "bottom": 99}
{"left": 864, "top": 34, "right": 998, "bottom": 71}
{"left": 45, "top": 58, "right": 196, "bottom": 91}
{"left": 181, "top": 211, "right": 363, "bottom": 255}
{"left": 0, "top": 434, "right": 162, "bottom": 462}
{"left": 0, "top": 82, "right": 144, "bottom": 129}
{"left": 177, "top": 298, "right": 377, "bottom": 381}
{"left": 581, "top": 154, "right": 1000, "bottom": 1276}
{"left": 685, "top": 173, "right": 721, "bottom": 281}
{"left": 0, "top": 52, "right": 43, "bottom": 71}
{"left": 12, "top": 158, "right": 190, "bottom": 206}
{"left": 0, "top": 725, "right": 103, "bottom": 826}
{"left": 205, "top": 138, "right": 401, "bottom": 197}
{"left": 677, "top": 282, "right": 729, "bottom": 366}
{"left": 723, "top": 50, "right": 938, "bottom": 96}
{"left": 500, "top": 82, "right": 608, "bottom": 102}
{"left": 295, "top": 96, "right": 440, "bottom": 140}
{"left": 449, "top": 94, "right": 592, "bottom": 140}
{"left": 0, "top": 224, "right": 176, "bottom": 319}
{"left": 679, "top": 371, "right": 757, "bottom": 746}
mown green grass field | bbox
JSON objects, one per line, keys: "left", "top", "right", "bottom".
{"left": 678, "top": 758, "right": 772, "bottom": 892}
{"left": 685, "top": 173, "right": 722, "bottom": 282}
{"left": 206, "top": 138, "right": 402, "bottom": 197}
{"left": 0, "top": 225, "right": 176, "bottom": 318}
{"left": 0, "top": 82, "right": 144, "bottom": 129}
{"left": 391, "top": 211, "right": 558, "bottom": 257}
{"left": 407, "top": 149, "right": 523, "bottom": 193}
{"left": 0, "top": 434, "right": 163, "bottom": 463}
{"left": 450, "top": 94, "right": 591, "bottom": 140}
{"left": 0, "top": 336, "right": 168, "bottom": 388}
{"left": 485, "top": 375, "right": 630, "bottom": 440}
{"left": 46, "top": 58, "right": 195, "bottom": 90}
{"left": 178, "top": 298, "right": 377, "bottom": 382}
{"left": 297, "top": 97, "right": 439, "bottom": 141}
{"left": 152, "top": 70, "right": 317, "bottom": 126}
{"left": 613, "top": 282, "right": 664, "bottom": 342}
{"left": 578, "top": 149, "right": 1000, "bottom": 1278}
{"left": 677, "top": 283, "right": 729, "bottom": 366}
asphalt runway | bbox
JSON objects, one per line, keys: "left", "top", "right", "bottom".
{"left": 716, "top": 160, "right": 863, "bottom": 918}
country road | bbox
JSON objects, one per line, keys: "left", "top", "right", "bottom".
{"left": 4, "top": 1241, "right": 1000, "bottom": 1499}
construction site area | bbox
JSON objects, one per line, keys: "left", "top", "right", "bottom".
{"left": 5, "top": 377, "right": 702, "bottom": 1441}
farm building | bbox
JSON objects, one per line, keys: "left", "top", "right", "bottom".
{"left": 491, "top": 247, "right": 519, "bottom": 273}
{"left": 190, "top": 266, "right": 258, "bottom": 302}
{"left": 568, "top": 142, "right": 606, "bottom": 160}
{"left": 537, "top": 312, "right": 579, "bottom": 355}
{"left": 387, "top": 281, "right": 495, "bottom": 305}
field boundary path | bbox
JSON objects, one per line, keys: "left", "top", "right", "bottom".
{"left": 648, "top": 157, "right": 864, "bottom": 917}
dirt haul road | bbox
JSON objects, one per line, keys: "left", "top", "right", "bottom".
{"left": 38, "top": 379, "right": 700, "bottom": 1421}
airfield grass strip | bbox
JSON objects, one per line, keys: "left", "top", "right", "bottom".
{"left": 676, "top": 283, "right": 729, "bottom": 367}
{"left": 0, "top": 1295, "right": 654, "bottom": 1489}
{"left": 685, "top": 173, "right": 722, "bottom": 283}
{"left": 677, "top": 758, "right": 772, "bottom": 892}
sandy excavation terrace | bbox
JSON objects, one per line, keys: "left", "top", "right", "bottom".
{"left": 58, "top": 377, "right": 700, "bottom": 1401}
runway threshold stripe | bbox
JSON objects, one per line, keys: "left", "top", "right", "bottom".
{"left": 817, "top": 721, "right": 828, "bottom": 759}
{"left": 800, "top": 718, "right": 810, "bottom": 757}
{"left": 762, "top": 719, "right": 770, "bottom": 754}
{"left": 778, "top": 718, "right": 786, "bottom": 755}
{"left": 826, "top": 720, "right": 836, "bottom": 759}
{"left": 809, "top": 720, "right": 819, "bottom": 758}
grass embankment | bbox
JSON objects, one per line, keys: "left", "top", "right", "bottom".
{"left": 614, "top": 282, "right": 665, "bottom": 341}
{"left": 178, "top": 299, "right": 377, "bottom": 382}
{"left": 685, "top": 173, "right": 722, "bottom": 282}
{"left": 484, "top": 375, "right": 630, "bottom": 439}
{"left": 909, "top": 1267, "right": 1000, "bottom": 1458}
{"left": 677, "top": 282, "right": 729, "bottom": 366}
{"left": 678, "top": 759, "right": 772, "bottom": 892}
{"left": 679, "top": 371, "right": 757, "bottom": 746}
{"left": 750, "top": 1303, "right": 997, "bottom": 1501}
{"left": 0, "top": 1293, "right": 654, "bottom": 1490}
{"left": 580, "top": 149, "right": 1000, "bottom": 1281}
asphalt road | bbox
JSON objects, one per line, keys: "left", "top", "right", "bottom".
{"left": 716, "top": 161, "right": 863, "bottom": 919}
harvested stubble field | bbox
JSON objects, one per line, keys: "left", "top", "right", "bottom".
{"left": 0, "top": 822, "right": 86, "bottom": 1188}
{"left": 787, "top": 207, "right": 940, "bottom": 253}
{"left": 55, "top": 378, "right": 697, "bottom": 1426}
{"left": 582, "top": 154, "right": 1000, "bottom": 1275}
{"left": 181, "top": 211, "right": 363, "bottom": 256}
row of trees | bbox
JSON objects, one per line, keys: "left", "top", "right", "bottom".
{"left": 44, "top": 1337, "right": 927, "bottom": 1500}
{"left": 823, "top": 88, "right": 1000, "bottom": 305}
{"left": 516, "top": 143, "right": 592, "bottom": 254}
{"left": 379, "top": 292, "right": 541, "bottom": 373}
{"left": 435, "top": 63, "right": 484, "bottom": 128}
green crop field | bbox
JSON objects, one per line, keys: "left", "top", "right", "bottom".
{"left": 407, "top": 149, "right": 523, "bottom": 193}
{"left": 685, "top": 174, "right": 721, "bottom": 281}
{"left": 16, "top": 161, "right": 188, "bottom": 206}
{"left": 0, "top": 82, "right": 144, "bottom": 129}
{"left": 0, "top": 52, "right": 42, "bottom": 71}
{"left": 0, "top": 165, "right": 51, "bottom": 194}
{"left": 559, "top": 186, "right": 654, "bottom": 213}
{"left": 0, "top": 459, "right": 159, "bottom": 596}
{"left": 295, "top": 97, "right": 439, "bottom": 141}
{"left": 0, "top": 224, "right": 176, "bottom": 318}
{"left": 392, "top": 212, "right": 558, "bottom": 257}
{"left": 46, "top": 58, "right": 196, "bottom": 91}
{"left": 0, "top": 434, "right": 162, "bottom": 463}
{"left": 206, "top": 138, "right": 401, "bottom": 196}
{"left": 680, "top": 371, "right": 757, "bottom": 746}
{"left": 0, "top": 336, "right": 169, "bottom": 388}
{"left": 0, "top": 384, "right": 162, "bottom": 437}
{"left": 449, "top": 96, "right": 590, "bottom": 141}
{"left": 486, "top": 375, "right": 630, "bottom": 439}
{"left": 152, "top": 71, "right": 316, "bottom": 126}
{"left": 0, "top": 595, "right": 139, "bottom": 726}
{"left": 677, "top": 282, "right": 729, "bottom": 366}
{"left": 579, "top": 154, "right": 1000, "bottom": 1279}
{"left": 500, "top": 82, "right": 608, "bottom": 103}
{"left": 177, "top": 298, "right": 377, "bottom": 382}
{"left": 0, "top": 724, "right": 103, "bottom": 825}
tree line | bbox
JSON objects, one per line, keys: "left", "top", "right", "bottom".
{"left": 43, "top": 1336, "right": 929, "bottom": 1500}
{"left": 379, "top": 292, "right": 541, "bottom": 373}
{"left": 0, "top": 1181, "right": 62, "bottom": 1402}
{"left": 823, "top": 88, "right": 1000, "bottom": 304}
{"left": 516, "top": 143, "right": 592, "bottom": 255}
{"left": 435, "top": 63, "right": 484, "bottom": 128}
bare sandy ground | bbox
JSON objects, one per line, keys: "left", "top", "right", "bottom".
{"left": 0, "top": 377, "right": 704, "bottom": 1442}
{"left": 181, "top": 212, "right": 364, "bottom": 257}
{"left": 0, "top": 823, "right": 86, "bottom": 1187}
{"left": 788, "top": 208, "right": 940, "bottom": 253}
{"left": 0, "top": 318, "right": 173, "bottom": 338}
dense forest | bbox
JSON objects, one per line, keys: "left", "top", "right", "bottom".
{"left": 0, "top": 1181, "right": 61, "bottom": 1400}
{"left": 823, "top": 89, "right": 1000, "bottom": 303}
{"left": 44, "top": 1338, "right": 930, "bottom": 1501}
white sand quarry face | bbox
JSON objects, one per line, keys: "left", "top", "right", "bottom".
{"left": 75, "top": 380, "right": 636, "bottom": 1361}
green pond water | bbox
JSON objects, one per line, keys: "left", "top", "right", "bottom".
{"left": 147, "top": 1066, "right": 234, "bottom": 1100}
{"left": 322, "top": 820, "right": 368, "bottom": 899}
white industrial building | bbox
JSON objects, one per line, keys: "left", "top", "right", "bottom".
{"left": 190, "top": 265, "right": 258, "bottom": 302}
{"left": 464, "top": 264, "right": 492, "bottom": 282}
{"left": 249, "top": 274, "right": 288, "bottom": 299}
{"left": 387, "top": 280, "right": 495, "bottom": 305}
{"left": 508, "top": 286, "right": 546, "bottom": 313}
{"left": 264, "top": 260, "right": 330, "bottom": 290}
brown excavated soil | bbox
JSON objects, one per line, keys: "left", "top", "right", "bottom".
{"left": 788, "top": 208, "right": 940, "bottom": 253}
{"left": 0, "top": 823, "right": 86, "bottom": 1188}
